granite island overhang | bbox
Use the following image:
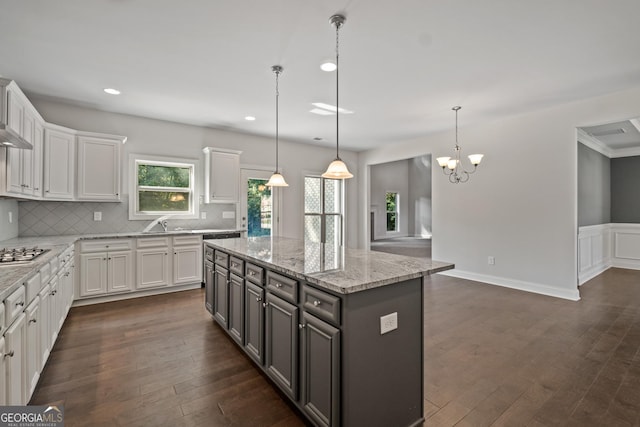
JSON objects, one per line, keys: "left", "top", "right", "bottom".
{"left": 203, "top": 236, "right": 454, "bottom": 427}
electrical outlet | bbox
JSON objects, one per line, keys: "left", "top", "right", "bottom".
{"left": 488, "top": 256, "right": 495, "bottom": 265}
{"left": 380, "top": 312, "right": 398, "bottom": 335}
{"left": 201, "top": 212, "right": 207, "bottom": 219}
{"left": 94, "top": 211, "right": 102, "bottom": 221}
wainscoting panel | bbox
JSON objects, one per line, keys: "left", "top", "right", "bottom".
{"left": 578, "top": 224, "right": 610, "bottom": 285}
{"left": 579, "top": 223, "right": 640, "bottom": 285}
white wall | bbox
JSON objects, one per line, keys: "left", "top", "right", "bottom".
{"left": 358, "top": 85, "right": 640, "bottom": 301}
{"left": 370, "top": 160, "right": 409, "bottom": 239}
{"left": 30, "top": 98, "right": 359, "bottom": 247}
{"left": 0, "top": 199, "right": 19, "bottom": 240}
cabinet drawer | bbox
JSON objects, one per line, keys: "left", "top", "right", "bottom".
{"left": 39, "top": 262, "right": 52, "bottom": 285}
{"left": 266, "top": 271, "right": 297, "bottom": 303}
{"left": 4, "top": 285, "right": 26, "bottom": 327}
{"left": 246, "top": 263, "right": 264, "bottom": 285}
{"left": 173, "top": 235, "right": 202, "bottom": 246}
{"left": 25, "top": 272, "right": 42, "bottom": 306}
{"left": 204, "top": 245, "right": 214, "bottom": 262}
{"left": 229, "top": 256, "right": 244, "bottom": 276}
{"left": 302, "top": 285, "right": 341, "bottom": 326}
{"left": 81, "top": 239, "right": 133, "bottom": 252}
{"left": 136, "top": 237, "right": 170, "bottom": 248}
{"left": 214, "top": 250, "right": 229, "bottom": 268}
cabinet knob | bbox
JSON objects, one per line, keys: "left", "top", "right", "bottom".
{"left": 29, "top": 319, "right": 37, "bottom": 324}
{"left": 262, "top": 302, "right": 268, "bottom": 308}
{"left": 34, "top": 187, "right": 39, "bottom": 190}
{"left": 227, "top": 280, "right": 231, "bottom": 284}
{"left": 3, "top": 350, "right": 14, "bottom": 359}
{"left": 249, "top": 271, "right": 256, "bottom": 276}
{"left": 313, "top": 300, "right": 322, "bottom": 307}
{"left": 103, "top": 258, "right": 107, "bottom": 261}
{"left": 298, "top": 324, "right": 306, "bottom": 329}
{"left": 274, "top": 283, "right": 282, "bottom": 288}
{"left": 16, "top": 301, "right": 24, "bottom": 307}
{"left": 45, "top": 190, "right": 49, "bottom": 193}
{"left": 256, "top": 297, "right": 262, "bottom": 302}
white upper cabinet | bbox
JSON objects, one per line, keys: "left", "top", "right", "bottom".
{"left": 203, "top": 147, "right": 242, "bottom": 203}
{"left": 43, "top": 124, "right": 76, "bottom": 200}
{"left": 1, "top": 79, "right": 45, "bottom": 199}
{"left": 77, "top": 133, "right": 126, "bottom": 201}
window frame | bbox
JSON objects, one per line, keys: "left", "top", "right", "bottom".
{"left": 386, "top": 191, "right": 399, "bottom": 233}
{"left": 128, "top": 154, "right": 200, "bottom": 220}
{"left": 303, "top": 174, "right": 345, "bottom": 246}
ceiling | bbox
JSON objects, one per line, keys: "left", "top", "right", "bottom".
{"left": 582, "top": 120, "right": 640, "bottom": 150}
{"left": 2, "top": 0, "right": 640, "bottom": 152}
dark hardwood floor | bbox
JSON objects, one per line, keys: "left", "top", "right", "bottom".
{"left": 31, "top": 268, "right": 640, "bottom": 426}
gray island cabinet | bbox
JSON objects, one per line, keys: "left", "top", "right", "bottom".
{"left": 203, "top": 237, "right": 454, "bottom": 427}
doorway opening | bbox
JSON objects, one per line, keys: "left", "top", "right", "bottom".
{"left": 240, "top": 168, "right": 280, "bottom": 238}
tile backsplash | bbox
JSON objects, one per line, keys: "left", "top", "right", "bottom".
{"left": 18, "top": 196, "right": 237, "bottom": 236}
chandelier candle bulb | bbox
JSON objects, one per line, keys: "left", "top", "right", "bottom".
{"left": 468, "top": 154, "right": 484, "bottom": 166}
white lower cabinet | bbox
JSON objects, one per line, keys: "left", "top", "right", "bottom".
{"left": 79, "top": 240, "right": 133, "bottom": 297}
{"left": 0, "top": 337, "right": 6, "bottom": 405}
{"left": 136, "top": 237, "right": 171, "bottom": 289}
{"left": 25, "top": 298, "right": 40, "bottom": 400}
{"left": 173, "top": 235, "right": 203, "bottom": 285}
{"left": 38, "top": 284, "right": 51, "bottom": 369}
{"left": 4, "top": 312, "right": 26, "bottom": 405}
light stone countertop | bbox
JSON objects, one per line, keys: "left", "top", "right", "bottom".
{"left": 0, "top": 229, "right": 243, "bottom": 302}
{"left": 204, "top": 236, "right": 454, "bottom": 295}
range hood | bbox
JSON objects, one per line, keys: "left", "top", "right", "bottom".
{"left": 0, "top": 123, "right": 33, "bottom": 149}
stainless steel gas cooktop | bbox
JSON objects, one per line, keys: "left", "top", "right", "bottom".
{"left": 0, "top": 247, "right": 50, "bottom": 265}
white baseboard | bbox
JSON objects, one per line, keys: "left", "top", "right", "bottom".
{"left": 579, "top": 262, "right": 611, "bottom": 286}
{"left": 438, "top": 269, "right": 581, "bottom": 301}
{"left": 72, "top": 282, "right": 202, "bottom": 307}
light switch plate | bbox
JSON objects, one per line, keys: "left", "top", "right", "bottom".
{"left": 93, "top": 212, "right": 102, "bottom": 221}
{"left": 380, "top": 312, "right": 398, "bottom": 335}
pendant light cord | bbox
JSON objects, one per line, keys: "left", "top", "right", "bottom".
{"left": 335, "top": 20, "right": 341, "bottom": 160}
{"left": 275, "top": 69, "right": 280, "bottom": 173}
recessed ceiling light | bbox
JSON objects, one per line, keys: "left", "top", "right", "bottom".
{"left": 245, "top": 116, "right": 256, "bottom": 121}
{"left": 311, "top": 102, "right": 354, "bottom": 114}
{"left": 310, "top": 108, "right": 335, "bottom": 116}
{"left": 103, "top": 88, "right": 121, "bottom": 95}
{"left": 320, "top": 61, "right": 337, "bottom": 72}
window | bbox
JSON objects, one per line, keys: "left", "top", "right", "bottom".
{"left": 386, "top": 192, "right": 398, "bottom": 232}
{"left": 304, "top": 176, "right": 343, "bottom": 245}
{"left": 129, "top": 155, "right": 198, "bottom": 220}
{"left": 247, "top": 178, "right": 272, "bottom": 237}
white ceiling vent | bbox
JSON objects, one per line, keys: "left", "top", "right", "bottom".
{"left": 590, "top": 128, "right": 626, "bottom": 137}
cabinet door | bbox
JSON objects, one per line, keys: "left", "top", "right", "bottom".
{"left": 48, "top": 276, "right": 59, "bottom": 346}
{"left": 136, "top": 249, "right": 170, "bottom": 289}
{"left": 77, "top": 136, "right": 121, "bottom": 200}
{"left": 265, "top": 292, "right": 298, "bottom": 400}
{"left": 20, "top": 110, "right": 35, "bottom": 193}
{"left": 209, "top": 151, "right": 239, "bottom": 202}
{"left": 31, "top": 121, "right": 44, "bottom": 198}
{"left": 5, "top": 312, "right": 26, "bottom": 405}
{"left": 204, "top": 261, "right": 214, "bottom": 315}
{"left": 79, "top": 252, "right": 108, "bottom": 297}
{"left": 25, "top": 298, "right": 40, "bottom": 402}
{"left": 301, "top": 312, "right": 341, "bottom": 427}
{"left": 107, "top": 250, "right": 133, "bottom": 293}
{"left": 43, "top": 128, "right": 75, "bottom": 199}
{"left": 6, "top": 147, "right": 23, "bottom": 194}
{"left": 38, "top": 285, "right": 51, "bottom": 369}
{"left": 244, "top": 282, "right": 264, "bottom": 365}
{"left": 173, "top": 245, "right": 202, "bottom": 285}
{"left": 213, "top": 266, "right": 229, "bottom": 328}
{"left": 6, "top": 88, "right": 23, "bottom": 134}
{"left": 228, "top": 273, "right": 244, "bottom": 345}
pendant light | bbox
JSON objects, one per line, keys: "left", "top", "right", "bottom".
{"left": 436, "top": 106, "right": 483, "bottom": 184}
{"left": 266, "top": 65, "right": 289, "bottom": 187}
{"left": 322, "top": 14, "right": 353, "bottom": 180}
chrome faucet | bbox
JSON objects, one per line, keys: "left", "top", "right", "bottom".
{"left": 141, "top": 215, "right": 172, "bottom": 233}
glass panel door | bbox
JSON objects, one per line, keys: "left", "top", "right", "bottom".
{"left": 304, "top": 176, "right": 343, "bottom": 244}
{"left": 241, "top": 169, "right": 278, "bottom": 238}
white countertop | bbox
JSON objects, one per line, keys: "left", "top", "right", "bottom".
{"left": 205, "top": 236, "right": 454, "bottom": 295}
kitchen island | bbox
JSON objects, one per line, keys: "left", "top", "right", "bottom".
{"left": 203, "top": 236, "right": 454, "bottom": 427}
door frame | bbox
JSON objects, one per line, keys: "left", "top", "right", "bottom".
{"left": 239, "top": 165, "right": 283, "bottom": 238}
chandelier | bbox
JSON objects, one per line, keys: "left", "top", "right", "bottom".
{"left": 436, "top": 106, "right": 483, "bottom": 184}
